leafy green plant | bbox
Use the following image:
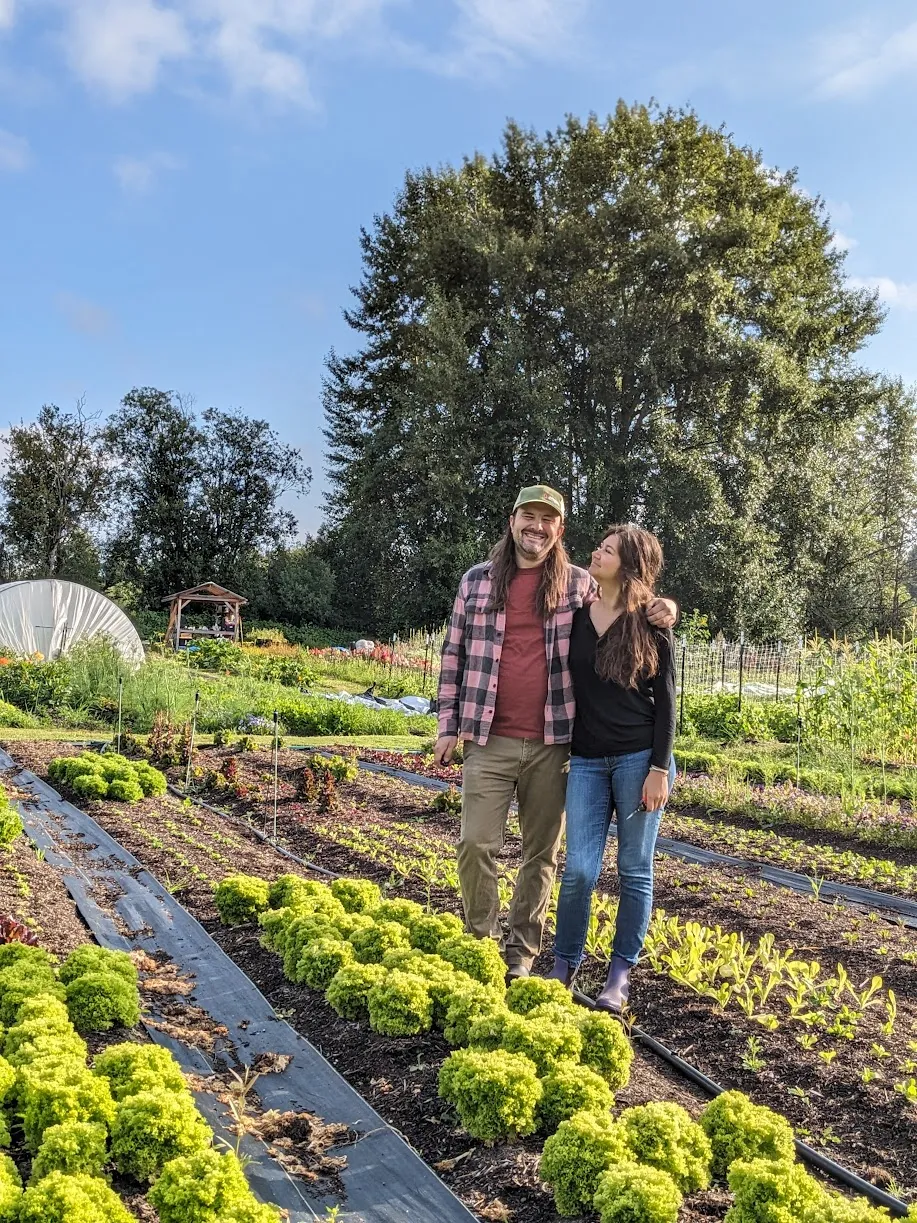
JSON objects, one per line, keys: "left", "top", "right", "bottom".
{"left": 409, "top": 911, "right": 465, "bottom": 953}
{"left": 537, "top": 1063, "right": 614, "bottom": 1133}
{"left": 505, "top": 975, "right": 578, "bottom": 1017}
{"left": 307, "top": 753, "right": 359, "bottom": 783}
{"left": 438, "top": 1048, "right": 541, "bottom": 1140}
{"left": 0, "top": 1152, "right": 20, "bottom": 1221}
{"left": 214, "top": 875, "right": 272, "bottom": 925}
{"left": 149, "top": 1147, "right": 281, "bottom": 1223}
{"left": 437, "top": 934, "right": 506, "bottom": 989}
{"left": 442, "top": 982, "right": 506, "bottom": 1047}
{"left": 0, "top": 789, "right": 22, "bottom": 849}
{"left": 110, "top": 1087, "right": 211, "bottom": 1182}
{"left": 29, "top": 1120, "right": 108, "bottom": 1183}
{"left": 16, "top": 1170, "right": 134, "bottom": 1223}
{"left": 20, "top": 1065, "right": 116, "bottom": 1152}
{"left": 539, "top": 1109, "right": 631, "bottom": 1216}
{"left": 700, "top": 1091, "right": 796, "bottom": 1180}
{"left": 93, "top": 1042, "right": 187, "bottom": 1100}
{"left": 724, "top": 1157, "right": 824, "bottom": 1223}
{"left": 329, "top": 877, "right": 382, "bottom": 914}
{"left": 348, "top": 919, "right": 411, "bottom": 964}
{"left": 325, "top": 962, "right": 387, "bottom": 1021}
{"left": 0, "top": 959, "right": 64, "bottom": 1025}
{"left": 59, "top": 946, "right": 136, "bottom": 988}
{"left": 49, "top": 752, "right": 166, "bottom": 803}
{"left": 618, "top": 1102, "right": 712, "bottom": 1193}
{"left": 593, "top": 1162, "right": 683, "bottom": 1223}
{"left": 575, "top": 1010, "right": 635, "bottom": 1090}
{"left": 297, "top": 936, "right": 355, "bottom": 990}
{"left": 65, "top": 971, "right": 140, "bottom": 1034}
{"left": 429, "top": 786, "right": 462, "bottom": 817}
{"left": 366, "top": 970, "right": 433, "bottom": 1036}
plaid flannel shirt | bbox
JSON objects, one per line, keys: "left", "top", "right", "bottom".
{"left": 436, "top": 560, "right": 596, "bottom": 745}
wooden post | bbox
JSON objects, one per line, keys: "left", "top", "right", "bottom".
{"left": 174, "top": 598, "right": 184, "bottom": 651}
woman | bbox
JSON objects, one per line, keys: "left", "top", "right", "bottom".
{"left": 548, "top": 523, "right": 676, "bottom": 1011}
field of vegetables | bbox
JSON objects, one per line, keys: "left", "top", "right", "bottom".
{"left": 0, "top": 633, "right": 914, "bottom": 1220}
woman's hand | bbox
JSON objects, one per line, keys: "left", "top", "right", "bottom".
{"left": 642, "top": 769, "right": 670, "bottom": 814}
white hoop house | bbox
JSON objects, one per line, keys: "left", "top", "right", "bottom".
{"left": 0, "top": 581, "right": 144, "bottom": 665}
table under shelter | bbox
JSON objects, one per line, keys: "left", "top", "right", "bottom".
{"left": 162, "top": 583, "right": 248, "bottom": 650}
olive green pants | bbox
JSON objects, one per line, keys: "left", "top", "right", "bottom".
{"left": 457, "top": 736, "right": 570, "bottom": 973}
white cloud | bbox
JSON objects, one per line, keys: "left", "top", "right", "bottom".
{"left": 113, "top": 150, "right": 182, "bottom": 194}
{"left": 0, "top": 127, "right": 28, "bottom": 171}
{"left": 0, "top": 0, "right": 15, "bottom": 30}
{"left": 815, "top": 18, "right": 917, "bottom": 99}
{"left": 423, "top": 0, "right": 588, "bottom": 75}
{"left": 830, "top": 231, "right": 857, "bottom": 254}
{"left": 65, "top": 0, "right": 192, "bottom": 100}
{"left": 54, "top": 292, "right": 115, "bottom": 336}
{"left": 849, "top": 276, "right": 917, "bottom": 312}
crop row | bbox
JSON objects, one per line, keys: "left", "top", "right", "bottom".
{"left": 214, "top": 870, "right": 911, "bottom": 1223}
{"left": 306, "top": 816, "right": 917, "bottom": 1090}
{"left": 0, "top": 936, "right": 276, "bottom": 1222}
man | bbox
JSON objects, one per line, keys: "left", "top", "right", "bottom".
{"left": 434, "top": 485, "right": 677, "bottom": 980}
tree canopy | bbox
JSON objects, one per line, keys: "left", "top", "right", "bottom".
{"left": 322, "top": 103, "right": 910, "bottom": 638}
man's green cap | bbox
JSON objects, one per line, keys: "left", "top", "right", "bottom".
{"left": 512, "top": 484, "right": 565, "bottom": 519}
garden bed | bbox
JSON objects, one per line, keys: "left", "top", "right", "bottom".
{"left": 7, "top": 739, "right": 917, "bottom": 1215}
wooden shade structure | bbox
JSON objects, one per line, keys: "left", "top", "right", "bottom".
{"left": 162, "top": 583, "right": 248, "bottom": 650}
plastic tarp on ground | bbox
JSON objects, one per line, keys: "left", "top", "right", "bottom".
{"left": 0, "top": 580, "right": 144, "bottom": 664}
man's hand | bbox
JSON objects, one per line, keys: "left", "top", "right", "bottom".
{"left": 434, "top": 735, "right": 458, "bottom": 766}
{"left": 647, "top": 597, "right": 678, "bottom": 629}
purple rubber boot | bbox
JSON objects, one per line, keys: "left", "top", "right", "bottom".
{"left": 546, "top": 956, "right": 575, "bottom": 987}
{"left": 595, "top": 954, "right": 631, "bottom": 1013}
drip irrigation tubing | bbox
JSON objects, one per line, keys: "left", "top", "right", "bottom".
{"left": 303, "top": 750, "right": 917, "bottom": 929}
{"left": 570, "top": 987, "right": 910, "bottom": 1217}
{"left": 169, "top": 780, "right": 912, "bottom": 1217}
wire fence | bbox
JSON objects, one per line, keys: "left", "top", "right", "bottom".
{"left": 675, "top": 638, "right": 807, "bottom": 705}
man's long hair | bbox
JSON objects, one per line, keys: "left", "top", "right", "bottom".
{"left": 595, "top": 524, "right": 663, "bottom": 688}
{"left": 486, "top": 521, "right": 571, "bottom": 619}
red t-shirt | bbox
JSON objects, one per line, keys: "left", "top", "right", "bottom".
{"left": 490, "top": 566, "right": 548, "bottom": 740}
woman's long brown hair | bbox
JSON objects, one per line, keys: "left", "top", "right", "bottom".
{"left": 594, "top": 524, "right": 664, "bottom": 688}
{"left": 486, "top": 524, "right": 570, "bottom": 619}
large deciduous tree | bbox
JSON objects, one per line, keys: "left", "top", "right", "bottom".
{"left": 323, "top": 104, "right": 886, "bottom": 636}
{"left": 105, "top": 388, "right": 310, "bottom": 602}
{"left": 0, "top": 401, "right": 110, "bottom": 581}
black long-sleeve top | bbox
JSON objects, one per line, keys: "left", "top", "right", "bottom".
{"left": 569, "top": 607, "right": 676, "bottom": 769}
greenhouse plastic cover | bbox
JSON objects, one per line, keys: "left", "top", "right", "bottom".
{"left": 0, "top": 580, "right": 144, "bottom": 664}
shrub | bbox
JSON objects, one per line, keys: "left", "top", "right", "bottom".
{"left": 325, "top": 962, "right": 387, "bottom": 1021}
{"left": 540, "top": 1110, "right": 631, "bottom": 1216}
{"left": 17, "top": 1170, "right": 135, "bottom": 1223}
{"left": 576, "top": 1010, "right": 635, "bottom": 1090}
{"left": 438, "top": 1048, "right": 542, "bottom": 1140}
{"left": 442, "top": 982, "right": 506, "bottom": 1047}
{"left": 0, "top": 1152, "right": 20, "bottom": 1220}
{"left": 21, "top": 1068, "right": 116, "bottom": 1152}
{"left": 700, "top": 1091, "right": 796, "bottom": 1180}
{"left": 438, "top": 935, "right": 506, "bottom": 989}
{"left": 537, "top": 1063, "right": 614, "bottom": 1133}
{"left": 366, "top": 971, "right": 433, "bottom": 1036}
{"left": 593, "top": 1162, "right": 683, "bottom": 1223}
{"left": 618, "top": 1102, "right": 712, "bottom": 1193}
{"left": 214, "top": 875, "right": 271, "bottom": 925}
{"left": 349, "top": 920, "right": 411, "bottom": 964}
{"left": 505, "top": 975, "right": 578, "bottom": 1016}
{"left": 60, "top": 946, "right": 137, "bottom": 988}
{"left": 110, "top": 1087, "right": 211, "bottom": 1182}
{"left": 296, "top": 937, "right": 355, "bottom": 990}
{"left": 65, "top": 972, "right": 140, "bottom": 1033}
{"left": 329, "top": 878, "right": 382, "bottom": 914}
{"left": 725, "top": 1158, "right": 825, "bottom": 1223}
{"left": 409, "top": 912, "right": 465, "bottom": 953}
{"left": 0, "top": 657, "right": 70, "bottom": 716}
{"left": 93, "top": 1042, "right": 186, "bottom": 1100}
{"left": 30, "top": 1120, "right": 108, "bottom": 1182}
{"left": 0, "top": 698, "right": 41, "bottom": 729}
{"left": 149, "top": 1147, "right": 280, "bottom": 1223}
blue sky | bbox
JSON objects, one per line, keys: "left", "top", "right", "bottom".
{"left": 1, "top": 0, "right": 916, "bottom": 535}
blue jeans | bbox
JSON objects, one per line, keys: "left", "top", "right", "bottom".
{"left": 553, "top": 749, "right": 676, "bottom": 967}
